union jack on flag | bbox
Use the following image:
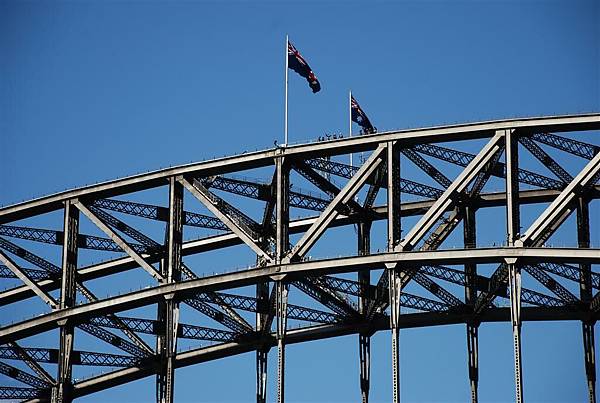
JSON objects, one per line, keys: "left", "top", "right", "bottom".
{"left": 351, "top": 95, "right": 376, "bottom": 134}
{"left": 288, "top": 41, "right": 321, "bottom": 93}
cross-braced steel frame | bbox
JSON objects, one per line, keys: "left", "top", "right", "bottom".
{"left": 0, "top": 114, "right": 599, "bottom": 402}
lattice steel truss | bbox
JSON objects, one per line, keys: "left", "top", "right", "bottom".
{"left": 0, "top": 114, "right": 599, "bottom": 403}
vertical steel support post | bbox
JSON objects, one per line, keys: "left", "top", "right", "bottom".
{"left": 358, "top": 333, "right": 371, "bottom": 403}
{"left": 256, "top": 343, "right": 268, "bottom": 403}
{"left": 387, "top": 141, "right": 401, "bottom": 252}
{"left": 387, "top": 141, "right": 401, "bottom": 403}
{"left": 505, "top": 129, "right": 521, "bottom": 246}
{"left": 578, "top": 198, "right": 596, "bottom": 403}
{"left": 358, "top": 221, "right": 372, "bottom": 403}
{"left": 276, "top": 154, "right": 290, "bottom": 403}
{"left": 157, "top": 177, "right": 183, "bottom": 403}
{"left": 156, "top": 251, "right": 167, "bottom": 403}
{"left": 505, "top": 129, "right": 523, "bottom": 403}
{"left": 466, "top": 324, "right": 479, "bottom": 402}
{"left": 463, "top": 205, "right": 479, "bottom": 402}
{"left": 583, "top": 322, "right": 597, "bottom": 403}
{"left": 388, "top": 266, "right": 401, "bottom": 403}
{"left": 276, "top": 154, "right": 289, "bottom": 265}
{"left": 256, "top": 279, "right": 269, "bottom": 403}
{"left": 156, "top": 255, "right": 166, "bottom": 403}
{"left": 256, "top": 175, "right": 276, "bottom": 403}
{"left": 508, "top": 261, "right": 523, "bottom": 403}
{"left": 53, "top": 200, "right": 79, "bottom": 403}
{"left": 276, "top": 280, "right": 289, "bottom": 403}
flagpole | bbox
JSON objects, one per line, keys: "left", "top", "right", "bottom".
{"left": 349, "top": 90, "right": 352, "bottom": 167}
{"left": 284, "top": 34, "right": 289, "bottom": 146}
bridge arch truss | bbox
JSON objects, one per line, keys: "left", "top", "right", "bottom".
{"left": 1, "top": 114, "right": 600, "bottom": 402}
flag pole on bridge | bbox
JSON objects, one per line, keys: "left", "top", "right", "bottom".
{"left": 284, "top": 34, "right": 289, "bottom": 146}
{"left": 349, "top": 89, "right": 353, "bottom": 167}
{"left": 350, "top": 94, "right": 377, "bottom": 166}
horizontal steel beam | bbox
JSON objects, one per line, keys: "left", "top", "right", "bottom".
{"left": 0, "top": 184, "right": 597, "bottom": 307}
{"left": 0, "top": 224, "right": 148, "bottom": 254}
{"left": 2, "top": 114, "right": 598, "bottom": 224}
{"left": 1, "top": 386, "right": 45, "bottom": 400}
{"left": 0, "top": 345, "right": 143, "bottom": 367}
{"left": 1, "top": 247, "right": 598, "bottom": 343}
{"left": 67, "top": 305, "right": 588, "bottom": 400}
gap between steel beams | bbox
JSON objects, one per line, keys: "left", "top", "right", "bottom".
{"left": 519, "top": 150, "right": 600, "bottom": 246}
{"left": 179, "top": 177, "right": 273, "bottom": 262}
{"left": 285, "top": 144, "right": 386, "bottom": 262}
{"left": 401, "top": 131, "right": 504, "bottom": 251}
{"left": 74, "top": 201, "right": 163, "bottom": 282}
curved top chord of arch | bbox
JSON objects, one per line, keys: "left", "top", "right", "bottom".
{"left": 0, "top": 113, "right": 599, "bottom": 403}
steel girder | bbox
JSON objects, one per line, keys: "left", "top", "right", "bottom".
{"left": 2, "top": 113, "right": 599, "bottom": 223}
{"left": 2, "top": 185, "right": 599, "bottom": 309}
{"left": 1, "top": 248, "right": 599, "bottom": 342}
{"left": 518, "top": 136, "right": 573, "bottom": 183}
{"left": 59, "top": 305, "right": 590, "bottom": 400}
{"left": 0, "top": 265, "right": 49, "bottom": 281}
{"left": 474, "top": 133, "right": 600, "bottom": 316}
{"left": 412, "top": 142, "right": 565, "bottom": 190}
{"left": 366, "top": 136, "right": 504, "bottom": 319}
{"left": 155, "top": 178, "right": 183, "bottom": 403}
{"left": 0, "top": 114, "right": 599, "bottom": 403}
{"left": 0, "top": 386, "right": 45, "bottom": 400}
{"left": 531, "top": 132, "right": 600, "bottom": 160}
{"left": 463, "top": 204, "right": 479, "bottom": 403}
{"left": 194, "top": 290, "right": 340, "bottom": 324}
{"left": 0, "top": 361, "right": 51, "bottom": 389}
{"left": 0, "top": 345, "right": 145, "bottom": 368}
{"left": 6, "top": 342, "right": 55, "bottom": 387}
{"left": 0, "top": 250, "right": 57, "bottom": 309}
{"left": 357, "top": 220, "right": 372, "bottom": 403}
{"left": 305, "top": 156, "right": 445, "bottom": 199}
{"left": 208, "top": 175, "right": 331, "bottom": 212}
{"left": 0, "top": 238, "right": 155, "bottom": 358}
{"left": 0, "top": 224, "right": 148, "bottom": 254}
{"left": 80, "top": 199, "right": 253, "bottom": 335}
{"left": 53, "top": 200, "right": 78, "bottom": 403}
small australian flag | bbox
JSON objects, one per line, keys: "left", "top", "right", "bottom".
{"left": 288, "top": 41, "right": 321, "bottom": 93}
{"left": 351, "top": 95, "right": 376, "bottom": 134}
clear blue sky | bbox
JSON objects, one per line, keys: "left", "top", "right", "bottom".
{"left": 1, "top": 1, "right": 599, "bottom": 402}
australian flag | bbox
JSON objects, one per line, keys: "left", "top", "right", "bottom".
{"left": 288, "top": 41, "right": 321, "bottom": 93}
{"left": 351, "top": 95, "right": 376, "bottom": 134}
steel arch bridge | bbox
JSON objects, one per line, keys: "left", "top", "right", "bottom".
{"left": 1, "top": 114, "right": 600, "bottom": 403}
